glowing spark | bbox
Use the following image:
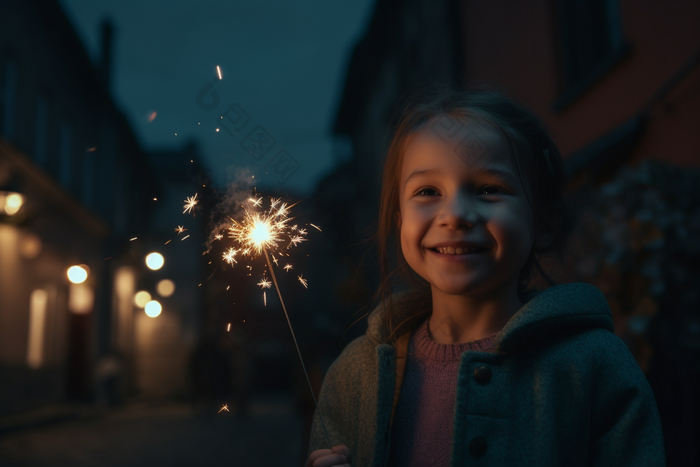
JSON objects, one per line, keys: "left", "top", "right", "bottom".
{"left": 284, "top": 264, "right": 293, "bottom": 272}
{"left": 291, "top": 225, "right": 297, "bottom": 230}
{"left": 227, "top": 323, "right": 231, "bottom": 332}
{"left": 227, "top": 203, "right": 293, "bottom": 258}
{"left": 165, "top": 240, "right": 172, "bottom": 245}
{"left": 216, "top": 65, "right": 222, "bottom": 80}
{"left": 310, "top": 223, "right": 322, "bottom": 231}
{"left": 264, "top": 291, "right": 267, "bottom": 306}
{"left": 270, "top": 197, "right": 281, "bottom": 209}
{"left": 147, "top": 111, "right": 157, "bottom": 122}
{"left": 214, "top": 234, "right": 223, "bottom": 241}
{"left": 130, "top": 237, "right": 137, "bottom": 241}
{"left": 272, "top": 256, "right": 279, "bottom": 266}
{"left": 226, "top": 286, "right": 230, "bottom": 290}
{"left": 298, "top": 228, "right": 307, "bottom": 235}
{"left": 181, "top": 235, "right": 190, "bottom": 241}
{"left": 175, "top": 226, "right": 186, "bottom": 233}
{"left": 223, "top": 248, "right": 238, "bottom": 264}
{"left": 218, "top": 404, "right": 229, "bottom": 413}
{"left": 257, "top": 277, "right": 272, "bottom": 289}
{"left": 183, "top": 193, "right": 198, "bottom": 215}
{"left": 249, "top": 197, "right": 263, "bottom": 208}
{"left": 298, "top": 274, "right": 308, "bottom": 288}
{"left": 290, "top": 235, "right": 307, "bottom": 247}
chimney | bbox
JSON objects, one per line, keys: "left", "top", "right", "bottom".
{"left": 99, "top": 18, "right": 114, "bottom": 91}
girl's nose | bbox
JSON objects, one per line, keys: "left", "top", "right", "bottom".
{"left": 438, "top": 196, "right": 480, "bottom": 230}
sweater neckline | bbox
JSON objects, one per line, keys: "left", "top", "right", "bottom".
{"left": 410, "top": 317, "right": 498, "bottom": 361}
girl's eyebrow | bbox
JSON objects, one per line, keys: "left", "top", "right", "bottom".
{"left": 404, "top": 169, "right": 438, "bottom": 188}
{"left": 403, "top": 167, "right": 517, "bottom": 189}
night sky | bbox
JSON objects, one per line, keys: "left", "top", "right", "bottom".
{"left": 58, "top": 0, "right": 375, "bottom": 195}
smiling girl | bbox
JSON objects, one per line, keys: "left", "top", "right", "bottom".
{"left": 306, "top": 88, "right": 665, "bottom": 467}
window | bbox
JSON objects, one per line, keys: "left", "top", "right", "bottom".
{"left": 27, "top": 289, "right": 48, "bottom": 369}
{"left": 34, "top": 96, "right": 50, "bottom": 166}
{"left": 553, "top": 0, "right": 631, "bottom": 112}
{"left": 0, "top": 56, "right": 18, "bottom": 140}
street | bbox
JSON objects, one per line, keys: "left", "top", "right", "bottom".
{"left": 0, "top": 395, "right": 305, "bottom": 467}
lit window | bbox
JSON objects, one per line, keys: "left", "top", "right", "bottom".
{"left": 27, "top": 289, "right": 48, "bottom": 369}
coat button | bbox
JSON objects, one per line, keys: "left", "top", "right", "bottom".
{"left": 474, "top": 365, "right": 491, "bottom": 384}
{"left": 470, "top": 436, "right": 487, "bottom": 457}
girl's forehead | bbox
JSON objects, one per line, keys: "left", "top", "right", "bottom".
{"left": 402, "top": 116, "right": 513, "bottom": 174}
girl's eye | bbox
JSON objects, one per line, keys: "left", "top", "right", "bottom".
{"left": 479, "top": 185, "right": 501, "bottom": 195}
{"left": 412, "top": 186, "right": 503, "bottom": 197}
{"left": 414, "top": 187, "right": 439, "bottom": 197}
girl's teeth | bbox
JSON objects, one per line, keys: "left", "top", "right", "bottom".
{"left": 436, "top": 246, "right": 485, "bottom": 254}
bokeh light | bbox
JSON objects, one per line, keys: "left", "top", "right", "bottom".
{"left": 144, "top": 300, "right": 162, "bottom": 318}
{"left": 0, "top": 191, "right": 25, "bottom": 216}
{"left": 145, "top": 252, "right": 164, "bottom": 270}
{"left": 67, "top": 265, "right": 88, "bottom": 284}
{"left": 133, "top": 291, "right": 151, "bottom": 308}
{"left": 156, "top": 279, "right": 175, "bottom": 297}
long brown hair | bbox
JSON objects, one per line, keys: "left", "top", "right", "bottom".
{"left": 370, "top": 86, "right": 576, "bottom": 346}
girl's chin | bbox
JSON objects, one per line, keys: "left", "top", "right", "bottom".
{"left": 430, "top": 279, "right": 481, "bottom": 295}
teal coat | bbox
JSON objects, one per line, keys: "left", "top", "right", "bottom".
{"left": 307, "top": 283, "right": 665, "bottom": 466}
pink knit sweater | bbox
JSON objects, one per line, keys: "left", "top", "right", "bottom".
{"left": 387, "top": 317, "right": 498, "bottom": 467}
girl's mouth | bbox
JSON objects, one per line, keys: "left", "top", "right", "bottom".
{"left": 430, "top": 246, "right": 489, "bottom": 255}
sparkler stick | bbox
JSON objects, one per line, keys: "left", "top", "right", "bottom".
{"left": 199, "top": 194, "right": 332, "bottom": 447}
{"left": 262, "top": 246, "right": 332, "bottom": 447}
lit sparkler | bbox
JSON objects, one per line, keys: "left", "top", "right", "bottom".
{"left": 183, "top": 193, "right": 198, "bottom": 215}
{"left": 213, "top": 195, "right": 330, "bottom": 445}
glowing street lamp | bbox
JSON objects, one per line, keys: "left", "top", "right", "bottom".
{"left": 144, "top": 300, "right": 162, "bottom": 318}
{"left": 145, "top": 252, "right": 164, "bottom": 270}
{"left": 0, "top": 191, "right": 25, "bottom": 216}
{"left": 133, "top": 291, "right": 152, "bottom": 308}
{"left": 67, "top": 265, "right": 88, "bottom": 284}
{"left": 156, "top": 279, "right": 175, "bottom": 297}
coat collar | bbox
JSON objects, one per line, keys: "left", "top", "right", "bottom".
{"left": 366, "top": 283, "right": 614, "bottom": 353}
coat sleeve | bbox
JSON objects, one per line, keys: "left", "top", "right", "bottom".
{"left": 589, "top": 333, "right": 666, "bottom": 466}
{"left": 306, "top": 336, "right": 366, "bottom": 463}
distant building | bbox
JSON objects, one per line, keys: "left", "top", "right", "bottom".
{"left": 0, "top": 0, "right": 205, "bottom": 416}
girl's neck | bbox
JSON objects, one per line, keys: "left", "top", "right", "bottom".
{"left": 427, "top": 284, "right": 522, "bottom": 344}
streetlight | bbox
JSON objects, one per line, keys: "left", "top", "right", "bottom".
{"left": 145, "top": 252, "right": 164, "bottom": 270}
{"left": 156, "top": 279, "right": 175, "bottom": 297}
{"left": 144, "top": 300, "right": 162, "bottom": 318}
{"left": 0, "top": 191, "right": 25, "bottom": 216}
{"left": 67, "top": 265, "right": 88, "bottom": 284}
{"left": 133, "top": 291, "right": 152, "bottom": 308}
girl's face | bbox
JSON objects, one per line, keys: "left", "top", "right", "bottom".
{"left": 398, "top": 116, "right": 535, "bottom": 297}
